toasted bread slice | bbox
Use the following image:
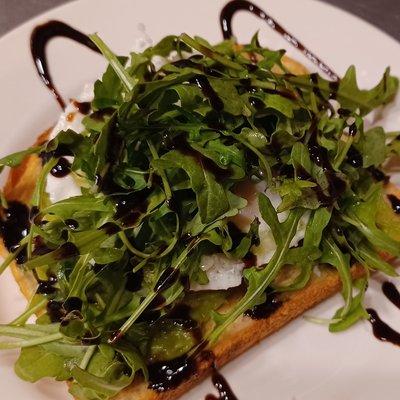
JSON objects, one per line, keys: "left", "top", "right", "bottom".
{"left": 5, "top": 124, "right": 400, "bottom": 400}
{"left": 2, "top": 56, "right": 400, "bottom": 400}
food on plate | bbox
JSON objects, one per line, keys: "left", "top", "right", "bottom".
{"left": 1, "top": 1, "right": 400, "bottom": 399}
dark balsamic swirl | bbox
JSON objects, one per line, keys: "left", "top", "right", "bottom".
{"left": 367, "top": 308, "right": 400, "bottom": 347}
{"left": 220, "top": 0, "right": 339, "bottom": 80}
{"left": 30, "top": 20, "right": 101, "bottom": 109}
{"left": 147, "top": 355, "right": 196, "bottom": 391}
{"left": 367, "top": 282, "right": 400, "bottom": 347}
{"left": 50, "top": 157, "right": 72, "bottom": 178}
{"left": 0, "top": 202, "right": 30, "bottom": 264}
{"left": 382, "top": 281, "right": 400, "bottom": 309}
{"left": 388, "top": 194, "right": 400, "bottom": 214}
{"left": 205, "top": 367, "right": 239, "bottom": 400}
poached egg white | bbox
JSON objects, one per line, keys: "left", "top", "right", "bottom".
{"left": 192, "top": 181, "right": 310, "bottom": 291}
{"left": 46, "top": 84, "right": 93, "bottom": 203}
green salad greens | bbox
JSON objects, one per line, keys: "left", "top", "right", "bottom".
{"left": 0, "top": 32, "right": 400, "bottom": 399}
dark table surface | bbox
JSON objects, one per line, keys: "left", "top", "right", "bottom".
{"left": 0, "top": 0, "right": 399, "bottom": 41}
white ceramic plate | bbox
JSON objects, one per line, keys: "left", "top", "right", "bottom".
{"left": 1, "top": 0, "right": 400, "bottom": 399}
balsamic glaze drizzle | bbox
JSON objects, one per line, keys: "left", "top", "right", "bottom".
{"left": 347, "top": 147, "right": 363, "bottom": 168}
{"left": 30, "top": 2, "right": 340, "bottom": 114}
{"left": 368, "top": 167, "right": 389, "bottom": 183}
{"left": 54, "top": 242, "right": 80, "bottom": 260}
{"left": 367, "top": 308, "right": 400, "bottom": 347}
{"left": 206, "top": 367, "right": 239, "bottom": 400}
{"left": 50, "top": 157, "right": 71, "bottom": 178}
{"left": 367, "top": 282, "right": 400, "bottom": 347}
{"left": 64, "top": 296, "right": 83, "bottom": 313}
{"left": 191, "top": 75, "right": 224, "bottom": 111}
{"left": 37, "top": 275, "right": 58, "bottom": 295}
{"left": 65, "top": 219, "right": 79, "bottom": 230}
{"left": 30, "top": 20, "right": 101, "bottom": 109}
{"left": 220, "top": 0, "right": 339, "bottom": 80}
{"left": 348, "top": 122, "right": 358, "bottom": 136}
{"left": 148, "top": 355, "right": 196, "bottom": 392}
{"left": 382, "top": 281, "right": 400, "bottom": 309}
{"left": 27, "top": 4, "right": 399, "bottom": 396}
{"left": 99, "top": 222, "right": 121, "bottom": 235}
{"left": 125, "top": 269, "right": 144, "bottom": 292}
{"left": 46, "top": 300, "right": 66, "bottom": 322}
{"left": 388, "top": 194, "right": 400, "bottom": 214}
{"left": 245, "top": 288, "right": 282, "bottom": 319}
{"left": 155, "top": 267, "right": 180, "bottom": 292}
{"left": 72, "top": 100, "right": 91, "bottom": 114}
{"left": 0, "top": 201, "right": 30, "bottom": 264}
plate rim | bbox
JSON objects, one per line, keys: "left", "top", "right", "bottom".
{"left": 1, "top": 0, "right": 400, "bottom": 48}
{"left": 1, "top": 1, "right": 400, "bottom": 400}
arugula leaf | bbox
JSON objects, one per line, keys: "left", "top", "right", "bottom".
{"left": 239, "top": 127, "right": 268, "bottom": 149}
{"left": 344, "top": 185, "right": 400, "bottom": 257}
{"left": 303, "top": 207, "right": 332, "bottom": 248}
{"left": 90, "top": 34, "right": 136, "bottom": 92}
{"left": 179, "top": 33, "right": 243, "bottom": 71}
{"left": 153, "top": 150, "right": 229, "bottom": 223}
{"left": 291, "top": 142, "right": 312, "bottom": 173}
{"left": 186, "top": 191, "right": 247, "bottom": 236}
{"left": 71, "top": 366, "right": 131, "bottom": 398}
{"left": 42, "top": 195, "right": 114, "bottom": 218}
{"left": 264, "top": 94, "right": 295, "bottom": 118}
{"left": 339, "top": 66, "right": 398, "bottom": 114}
{"left": 258, "top": 192, "right": 283, "bottom": 246}
{"left": 288, "top": 66, "right": 399, "bottom": 115}
{"left": 230, "top": 218, "right": 260, "bottom": 260}
{"left": 274, "top": 208, "right": 330, "bottom": 292}
{"left": 276, "top": 179, "right": 319, "bottom": 211}
{"left": 329, "top": 277, "right": 369, "bottom": 332}
{"left": 0, "top": 146, "right": 43, "bottom": 172}
{"left": 354, "top": 127, "right": 387, "bottom": 168}
{"left": 321, "top": 237, "right": 353, "bottom": 317}
{"left": 354, "top": 243, "right": 398, "bottom": 277}
{"left": 208, "top": 203, "right": 303, "bottom": 343}
{"left": 15, "top": 345, "right": 79, "bottom": 382}
{"left": 209, "top": 78, "right": 249, "bottom": 116}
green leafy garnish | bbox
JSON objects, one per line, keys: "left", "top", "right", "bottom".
{"left": 0, "top": 30, "right": 399, "bottom": 400}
